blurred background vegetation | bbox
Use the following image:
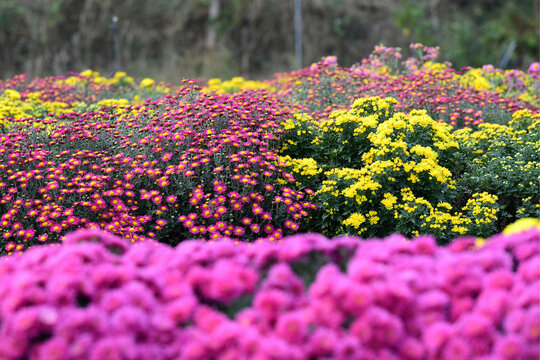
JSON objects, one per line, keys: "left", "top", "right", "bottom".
{"left": 0, "top": 0, "right": 538, "bottom": 82}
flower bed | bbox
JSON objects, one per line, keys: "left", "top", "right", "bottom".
{"left": 0, "top": 84, "right": 315, "bottom": 255}
{"left": 0, "top": 42, "right": 539, "bottom": 359}
{"left": 0, "top": 223, "right": 538, "bottom": 359}
{"left": 1, "top": 43, "right": 538, "bottom": 254}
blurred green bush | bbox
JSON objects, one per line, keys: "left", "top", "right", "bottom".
{"left": 0, "top": 0, "right": 537, "bottom": 81}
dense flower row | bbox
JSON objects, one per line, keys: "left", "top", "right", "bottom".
{"left": 273, "top": 44, "right": 538, "bottom": 128}
{"left": 0, "top": 43, "right": 538, "bottom": 253}
{"left": 0, "top": 221, "right": 538, "bottom": 359}
{"left": 0, "top": 71, "right": 174, "bottom": 132}
{"left": 0, "top": 83, "right": 315, "bottom": 255}
{"left": 204, "top": 77, "right": 275, "bottom": 94}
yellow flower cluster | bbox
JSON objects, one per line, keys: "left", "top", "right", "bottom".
{"left": 397, "top": 188, "right": 465, "bottom": 232}
{"left": 0, "top": 89, "right": 71, "bottom": 131}
{"left": 138, "top": 77, "right": 170, "bottom": 94}
{"left": 361, "top": 110, "right": 457, "bottom": 187}
{"left": 140, "top": 78, "right": 155, "bottom": 88}
{"left": 367, "top": 110, "right": 457, "bottom": 152}
{"left": 342, "top": 212, "right": 366, "bottom": 229}
{"left": 0, "top": 70, "right": 175, "bottom": 134}
{"left": 455, "top": 113, "right": 539, "bottom": 168}
{"left": 351, "top": 96, "right": 398, "bottom": 117}
{"left": 204, "top": 77, "right": 274, "bottom": 94}
{"left": 285, "top": 98, "right": 506, "bottom": 240}
{"left": 477, "top": 217, "right": 540, "bottom": 248}
{"left": 381, "top": 192, "right": 398, "bottom": 210}
{"left": 96, "top": 98, "right": 130, "bottom": 107}
{"left": 398, "top": 189, "right": 499, "bottom": 236}
{"left": 318, "top": 179, "right": 339, "bottom": 197}
{"left": 320, "top": 112, "right": 379, "bottom": 136}
{"left": 64, "top": 70, "right": 135, "bottom": 88}
{"left": 340, "top": 186, "right": 496, "bottom": 237}
{"left": 342, "top": 210, "right": 380, "bottom": 233}
{"left": 459, "top": 68, "right": 538, "bottom": 106}
{"left": 279, "top": 113, "right": 319, "bottom": 154}
{"left": 459, "top": 68, "right": 494, "bottom": 90}
{"left": 282, "top": 114, "right": 315, "bottom": 132}
{"left": 503, "top": 217, "right": 540, "bottom": 235}
{"left": 509, "top": 109, "right": 540, "bottom": 130}
{"left": 453, "top": 109, "right": 538, "bottom": 223}
{"left": 422, "top": 61, "right": 450, "bottom": 73}
{"left": 64, "top": 71, "right": 170, "bottom": 96}
{"left": 517, "top": 196, "right": 540, "bottom": 216}
{"left": 462, "top": 192, "right": 499, "bottom": 225}
{"left": 278, "top": 156, "right": 322, "bottom": 177}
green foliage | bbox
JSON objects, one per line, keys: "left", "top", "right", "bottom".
{"left": 393, "top": 0, "right": 539, "bottom": 68}
{"left": 452, "top": 110, "right": 540, "bottom": 229}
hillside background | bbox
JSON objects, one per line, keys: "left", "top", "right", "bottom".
{"left": 0, "top": 0, "right": 538, "bottom": 82}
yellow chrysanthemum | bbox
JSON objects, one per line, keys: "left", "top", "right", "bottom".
{"left": 503, "top": 218, "right": 540, "bottom": 235}
{"left": 140, "top": 78, "right": 155, "bottom": 88}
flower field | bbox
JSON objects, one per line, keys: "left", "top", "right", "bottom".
{"left": 0, "top": 44, "right": 539, "bottom": 358}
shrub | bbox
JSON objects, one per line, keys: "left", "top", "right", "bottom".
{"left": 275, "top": 45, "right": 538, "bottom": 129}
{"left": 0, "top": 83, "right": 316, "bottom": 255}
{"left": 280, "top": 97, "right": 510, "bottom": 243}
{"left": 452, "top": 109, "right": 540, "bottom": 230}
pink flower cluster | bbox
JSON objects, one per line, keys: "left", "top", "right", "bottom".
{"left": 0, "top": 84, "right": 315, "bottom": 254}
{"left": 528, "top": 62, "right": 540, "bottom": 79}
{"left": 275, "top": 45, "right": 537, "bottom": 127}
{"left": 0, "top": 227, "right": 538, "bottom": 359}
